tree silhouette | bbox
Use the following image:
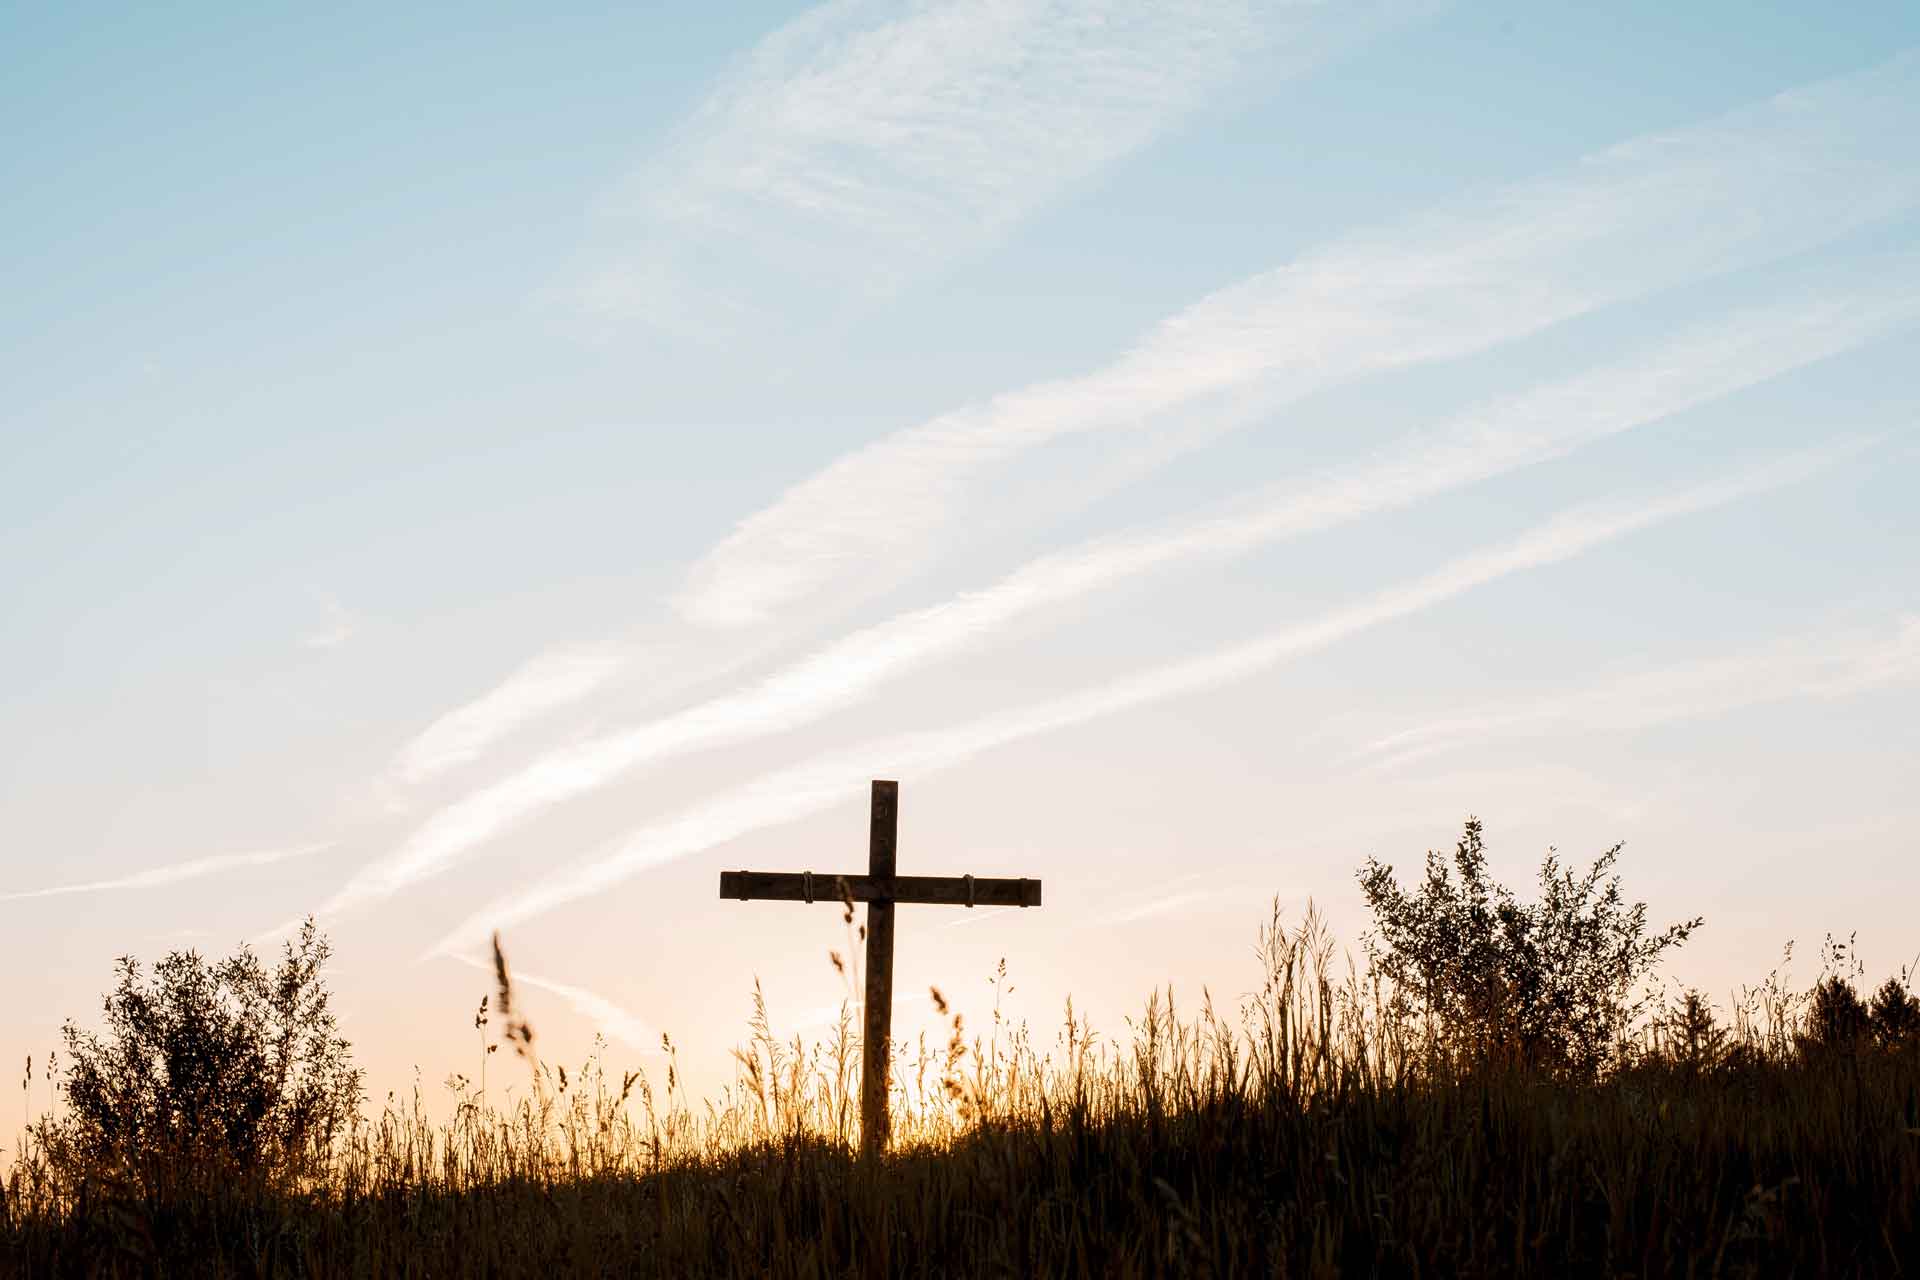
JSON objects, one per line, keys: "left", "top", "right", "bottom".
{"left": 1357, "top": 818, "right": 1702, "bottom": 1077}
{"left": 1658, "top": 988, "right": 1730, "bottom": 1077}
{"left": 1868, "top": 976, "right": 1920, "bottom": 1049}
{"left": 52, "top": 918, "right": 361, "bottom": 1185}
{"left": 1798, "top": 975, "right": 1871, "bottom": 1056}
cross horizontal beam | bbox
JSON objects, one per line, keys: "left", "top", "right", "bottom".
{"left": 719, "top": 870, "right": 1041, "bottom": 908}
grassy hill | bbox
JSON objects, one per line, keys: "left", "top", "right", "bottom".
{"left": 6, "top": 905, "right": 1919, "bottom": 1276}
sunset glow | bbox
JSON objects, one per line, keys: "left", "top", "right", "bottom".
{"left": 6, "top": 2, "right": 1917, "bottom": 1126}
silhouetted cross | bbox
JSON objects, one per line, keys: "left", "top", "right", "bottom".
{"left": 719, "top": 779, "right": 1043, "bottom": 1155}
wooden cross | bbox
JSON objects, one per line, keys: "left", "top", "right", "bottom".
{"left": 718, "top": 779, "right": 1042, "bottom": 1155}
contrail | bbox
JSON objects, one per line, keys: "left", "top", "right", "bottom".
{"left": 674, "top": 53, "right": 1920, "bottom": 628}
{"left": 1350, "top": 613, "right": 1920, "bottom": 772}
{"left": 325, "top": 273, "right": 1916, "bottom": 919}
{"left": 338, "top": 53, "right": 1920, "bottom": 910}
{"left": 385, "top": 623, "right": 797, "bottom": 792}
{"left": 1, "top": 842, "right": 334, "bottom": 904}
{"left": 427, "top": 443, "right": 1858, "bottom": 957}
{"left": 393, "top": 650, "right": 625, "bottom": 785}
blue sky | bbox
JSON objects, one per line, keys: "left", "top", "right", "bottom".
{"left": 4, "top": 2, "right": 1918, "bottom": 1105}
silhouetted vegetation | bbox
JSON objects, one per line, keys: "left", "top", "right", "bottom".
{"left": 36, "top": 919, "right": 361, "bottom": 1198}
{"left": 1357, "top": 818, "right": 1703, "bottom": 1078}
{"left": 1794, "top": 935, "right": 1920, "bottom": 1060}
{"left": 4, "top": 823, "right": 1917, "bottom": 1276}
{"left": 1869, "top": 976, "right": 1920, "bottom": 1047}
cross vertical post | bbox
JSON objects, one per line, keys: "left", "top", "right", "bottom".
{"left": 861, "top": 779, "right": 897, "bottom": 1157}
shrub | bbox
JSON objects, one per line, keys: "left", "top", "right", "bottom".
{"left": 50, "top": 918, "right": 361, "bottom": 1187}
{"left": 1868, "top": 976, "right": 1920, "bottom": 1049}
{"left": 1357, "top": 817, "right": 1701, "bottom": 1077}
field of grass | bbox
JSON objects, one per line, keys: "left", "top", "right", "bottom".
{"left": 5, "top": 905, "right": 1918, "bottom": 1277}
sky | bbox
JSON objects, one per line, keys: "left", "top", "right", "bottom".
{"left": 4, "top": 1, "right": 1918, "bottom": 1115}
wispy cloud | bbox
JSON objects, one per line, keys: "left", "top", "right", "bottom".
{"left": 385, "top": 630, "right": 800, "bottom": 792}
{"left": 1084, "top": 874, "right": 1267, "bottom": 928}
{"left": 427, "top": 446, "right": 1849, "bottom": 956}
{"left": 393, "top": 650, "right": 625, "bottom": 785}
{"left": 324, "top": 275, "right": 1913, "bottom": 918}
{"left": 300, "top": 591, "right": 356, "bottom": 650}
{"left": 674, "top": 52, "right": 1920, "bottom": 629}
{"left": 445, "top": 955, "right": 663, "bottom": 1054}
{"left": 1352, "top": 613, "right": 1920, "bottom": 771}
{"left": 1082, "top": 877, "right": 1288, "bottom": 929}
{"left": 577, "top": 0, "right": 1411, "bottom": 332}
{"left": 942, "top": 906, "right": 1020, "bottom": 931}
{"left": 1, "top": 842, "right": 333, "bottom": 904}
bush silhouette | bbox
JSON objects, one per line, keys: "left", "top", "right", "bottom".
{"left": 1799, "top": 974, "right": 1872, "bottom": 1056}
{"left": 1357, "top": 817, "right": 1702, "bottom": 1077}
{"left": 1869, "top": 976, "right": 1920, "bottom": 1048}
{"left": 52, "top": 918, "right": 361, "bottom": 1185}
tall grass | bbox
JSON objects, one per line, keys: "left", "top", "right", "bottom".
{"left": 4, "top": 903, "right": 1917, "bottom": 1277}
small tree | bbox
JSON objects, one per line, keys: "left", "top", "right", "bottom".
{"left": 1357, "top": 818, "right": 1701, "bottom": 1078}
{"left": 1868, "top": 977, "right": 1920, "bottom": 1048}
{"left": 53, "top": 919, "right": 361, "bottom": 1185}
{"left": 1798, "top": 976, "right": 1871, "bottom": 1056}
{"left": 1657, "top": 989, "right": 1730, "bottom": 1077}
